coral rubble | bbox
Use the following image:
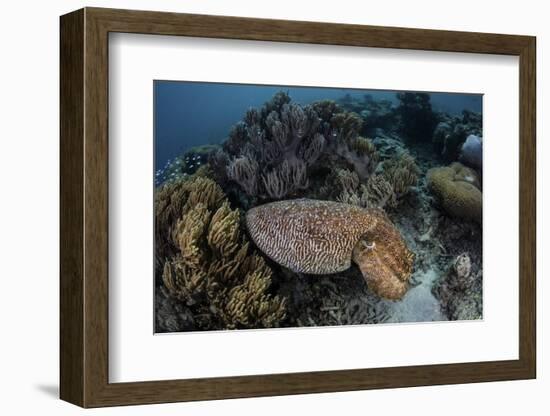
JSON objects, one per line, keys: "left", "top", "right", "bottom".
{"left": 432, "top": 253, "right": 482, "bottom": 320}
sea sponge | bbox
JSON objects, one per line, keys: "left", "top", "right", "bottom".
{"left": 427, "top": 162, "right": 482, "bottom": 224}
{"left": 157, "top": 176, "right": 287, "bottom": 330}
{"left": 460, "top": 134, "right": 482, "bottom": 170}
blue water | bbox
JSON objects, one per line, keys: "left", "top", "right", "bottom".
{"left": 154, "top": 81, "right": 482, "bottom": 169}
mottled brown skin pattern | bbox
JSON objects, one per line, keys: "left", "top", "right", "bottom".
{"left": 352, "top": 210, "right": 415, "bottom": 300}
{"left": 246, "top": 199, "right": 414, "bottom": 300}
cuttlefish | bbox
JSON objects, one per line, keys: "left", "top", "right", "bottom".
{"left": 246, "top": 199, "right": 414, "bottom": 300}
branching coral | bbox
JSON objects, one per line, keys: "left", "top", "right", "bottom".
{"left": 363, "top": 175, "right": 397, "bottom": 208}
{"left": 427, "top": 162, "right": 482, "bottom": 224}
{"left": 333, "top": 152, "right": 417, "bottom": 209}
{"left": 223, "top": 270, "right": 288, "bottom": 328}
{"left": 227, "top": 155, "right": 259, "bottom": 196}
{"left": 155, "top": 176, "right": 225, "bottom": 269}
{"left": 326, "top": 112, "right": 380, "bottom": 180}
{"left": 381, "top": 152, "right": 420, "bottom": 198}
{"left": 311, "top": 99, "right": 342, "bottom": 123}
{"left": 217, "top": 93, "right": 381, "bottom": 200}
{"left": 329, "top": 168, "right": 360, "bottom": 195}
{"left": 261, "top": 159, "right": 309, "bottom": 199}
{"left": 336, "top": 136, "right": 380, "bottom": 181}
{"left": 337, "top": 175, "right": 396, "bottom": 210}
{"left": 156, "top": 176, "right": 287, "bottom": 330}
{"left": 222, "top": 97, "right": 325, "bottom": 199}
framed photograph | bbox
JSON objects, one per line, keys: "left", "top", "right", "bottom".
{"left": 60, "top": 7, "right": 536, "bottom": 408}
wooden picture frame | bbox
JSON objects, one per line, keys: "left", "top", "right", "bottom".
{"left": 60, "top": 7, "right": 536, "bottom": 408}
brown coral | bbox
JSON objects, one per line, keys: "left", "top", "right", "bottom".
{"left": 246, "top": 199, "right": 414, "bottom": 300}
{"left": 337, "top": 174, "right": 396, "bottom": 210}
{"left": 427, "top": 162, "right": 482, "bottom": 224}
{"left": 382, "top": 152, "right": 419, "bottom": 198}
{"left": 154, "top": 176, "right": 225, "bottom": 268}
{"left": 156, "top": 176, "right": 286, "bottom": 330}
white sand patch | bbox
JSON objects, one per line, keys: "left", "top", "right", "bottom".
{"left": 384, "top": 269, "right": 446, "bottom": 323}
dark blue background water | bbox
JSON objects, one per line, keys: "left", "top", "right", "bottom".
{"left": 154, "top": 81, "right": 482, "bottom": 169}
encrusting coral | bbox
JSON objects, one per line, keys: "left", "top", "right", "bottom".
{"left": 157, "top": 176, "right": 287, "bottom": 330}
{"left": 427, "top": 162, "right": 482, "bottom": 224}
{"left": 246, "top": 199, "right": 414, "bottom": 300}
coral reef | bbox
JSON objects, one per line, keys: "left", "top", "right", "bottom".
{"left": 331, "top": 151, "right": 419, "bottom": 210}
{"left": 460, "top": 134, "right": 483, "bottom": 170}
{"left": 328, "top": 115, "right": 379, "bottom": 180}
{"left": 427, "top": 162, "right": 482, "bottom": 224}
{"left": 156, "top": 176, "right": 287, "bottom": 330}
{"left": 155, "top": 144, "right": 221, "bottom": 186}
{"left": 155, "top": 88, "right": 484, "bottom": 330}
{"left": 432, "top": 110, "right": 482, "bottom": 162}
{"left": 337, "top": 174, "right": 396, "bottom": 210}
{"left": 432, "top": 253, "right": 482, "bottom": 320}
{"left": 339, "top": 94, "right": 397, "bottom": 134}
{"left": 154, "top": 176, "right": 225, "bottom": 271}
{"left": 396, "top": 92, "right": 439, "bottom": 142}
{"left": 246, "top": 199, "right": 414, "bottom": 300}
{"left": 211, "top": 93, "right": 380, "bottom": 201}
{"left": 155, "top": 287, "right": 195, "bottom": 332}
{"left": 219, "top": 92, "right": 325, "bottom": 199}
{"left": 381, "top": 152, "right": 420, "bottom": 199}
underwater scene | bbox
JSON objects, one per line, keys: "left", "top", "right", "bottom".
{"left": 154, "top": 81, "right": 483, "bottom": 333}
